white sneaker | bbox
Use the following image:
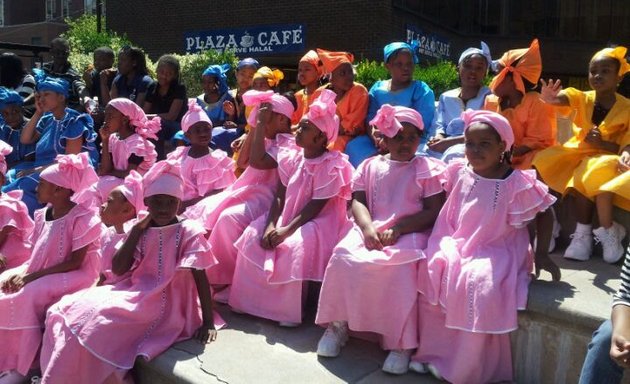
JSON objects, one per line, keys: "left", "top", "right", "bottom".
{"left": 427, "top": 363, "right": 444, "bottom": 380}
{"left": 382, "top": 349, "right": 412, "bottom": 375}
{"left": 0, "top": 371, "right": 25, "bottom": 384}
{"left": 408, "top": 361, "right": 429, "bottom": 374}
{"left": 563, "top": 231, "right": 593, "bottom": 261}
{"left": 316, "top": 321, "right": 349, "bottom": 357}
{"left": 594, "top": 223, "right": 627, "bottom": 264}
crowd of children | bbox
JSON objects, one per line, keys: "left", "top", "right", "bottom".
{"left": 0, "top": 35, "right": 628, "bottom": 383}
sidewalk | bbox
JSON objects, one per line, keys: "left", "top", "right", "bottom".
{"left": 135, "top": 252, "right": 623, "bottom": 384}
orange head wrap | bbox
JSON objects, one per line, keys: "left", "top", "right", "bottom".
{"left": 300, "top": 50, "right": 324, "bottom": 77}
{"left": 316, "top": 48, "right": 354, "bottom": 74}
{"left": 489, "top": 39, "right": 541, "bottom": 95}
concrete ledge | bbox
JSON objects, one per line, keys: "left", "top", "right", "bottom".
{"left": 135, "top": 252, "right": 625, "bottom": 384}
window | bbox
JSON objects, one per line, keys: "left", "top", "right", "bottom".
{"left": 0, "top": 0, "right": 4, "bottom": 27}
{"left": 45, "top": 0, "right": 55, "bottom": 21}
{"left": 62, "top": 0, "right": 70, "bottom": 18}
{"left": 84, "top": 0, "right": 95, "bottom": 14}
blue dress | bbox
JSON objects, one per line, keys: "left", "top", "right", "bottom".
{"left": 3, "top": 109, "right": 98, "bottom": 215}
{"left": 0, "top": 118, "right": 36, "bottom": 166}
{"left": 345, "top": 80, "right": 435, "bottom": 167}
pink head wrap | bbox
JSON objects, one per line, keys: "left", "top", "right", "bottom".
{"left": 0, "top": 140, "right": 13, "bottom": 175}
{"left": 242, "top": 90, "right": 295, "bottom": 127}
{"left": 114, "top": 170, "right": 146, "bottom": 213}
{"left": 108, "top": 98, "right": 161, "bottom": 140}
{"left": 142, "top": 160, "right": 184, "bottom": 200}
{"left": 302, "top": 89, "right": 339, "bottom": 144}
{"left": 462, "top": 109, "right": 514, "bottom": 149}
{"left": 181, "top": 98, "right": 213, "bottom": 133}
{"left": 40, "top": 152, "right": 99, "bottom": 206}
{"left": 369, "top": 104, "right": 424, "bottom": 138}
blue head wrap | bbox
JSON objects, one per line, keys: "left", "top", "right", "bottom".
{"left": 33, "top": 68, "right": 69, "bottom": 98}
{"left": 0, "top": 87, "right": 23, "bottom": 110}
{"left": 202, "top": 64, "right": 231, "bottom": 95}
{"left": 384, "top": 41, "right": 419, "bottom": 64}
{"left": 458, "top": 41, "right": 493, "bottom": 70}
{"left": 236, "top": 57, "right": 259, "bottom": 70}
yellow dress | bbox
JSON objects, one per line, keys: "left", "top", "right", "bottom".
{"left": 532, "top": 88, "right": 630, "bottom": 196}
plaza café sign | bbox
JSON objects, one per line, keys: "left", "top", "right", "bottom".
{"left": 185, "top": 24, "right": 305, "bottom": 55}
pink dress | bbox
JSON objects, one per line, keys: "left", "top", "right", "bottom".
{"left": 184, "top": 133, "right": 299, "bottom": 286}
{"left": 40, "top": 219, "right": 222, "bottom": 384}
{"left": 0, "top": 204, "right": 102, "bottom": 376}
{"left": 228, "top": 150, "right": 353, "bottom": 323}
{"left": 98, "top": 226, "right": 128, "bottom": 285}
{"left": 316, "top": 155, "right": 445, "bottom": 350}
{"left": 0, "top": 190, "right": 34, "bottom": 269}
{"left": 413, "top": 158, "right": 555, "bottom": 384}
{"left": 95, "top": 133, "right": 157, "bottom": 202}
{"left": 167, "top": 146, "right": 236, "bottom": 202}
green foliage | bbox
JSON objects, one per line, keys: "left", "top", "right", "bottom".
{"left": 168, "top": 50, "right": 239, "bottom": 97}
{"left": 354, "top": 59, "right": 462, "bottom": 99}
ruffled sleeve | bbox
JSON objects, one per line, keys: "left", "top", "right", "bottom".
{"left": 0, "top": 190, "right": 34, "bottom": 241}
{"left": 177, "top": 219, "right": 218, "bottom": 270}
{"left": 166, "top": 145, "right": 187, "bottom": 162}
{"left": 194, "top": 150, "right": 236, "bottom": 197}
{"left": 278, "top": 150, "right": 303, "bottom": 186}
{"left": 309, "top": 151, "right": 353, "bottom": 200}
{"left": 62, "top": 113, "right": 95, "bottom": 141}
{"left": 507, "top": 169, "right": 557, "bottom": 228}
{"left": 413, "top": 156, "right": 447, "bottom": 197}
{"left": 442, "top": 158, "right": 467, "bottom": 196}
{"left": 124, "top": 133, "right": 157, "bottom": 171}
{"left": 71, "top": 206, "right": 104, "bottom": 251}
{"left": 351, "top": 158, "right": 368, "bottom": 192}
{"left": 266, "top": 133, "right": 297, "bottom": 162}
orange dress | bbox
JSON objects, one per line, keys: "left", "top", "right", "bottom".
{"left": 484, "top": 92, "right": 557, "bottom": 169}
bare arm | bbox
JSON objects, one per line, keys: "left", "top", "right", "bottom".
{"left": 192, "top": 269, "right": 217, "bottom": 343}
{"left": 112, "top": 214, "right": 151, "bottom": 275}
{"left": 539, "top": 79, "right": 570, "bottom": 106}
{"left": 248, "top": 102, "right": 279, "bottom": 170}
{"left": 351, "top": 191, "right": 382, "bottom": 250}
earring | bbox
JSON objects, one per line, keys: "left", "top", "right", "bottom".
{"left": 499, "top": 152, "right": 505, "bottom": 163}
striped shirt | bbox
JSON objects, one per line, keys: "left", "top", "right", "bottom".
{"left": 613, "top": 248, "right": 630, "bottom": 307}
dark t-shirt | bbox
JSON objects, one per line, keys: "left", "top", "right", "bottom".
{"left": 145, "top": 80, "right": 187, "bottom": 122}
{"left": 112, "top": 73, "right": 152, "bottom": 103}
{"left": 41, "top": 62, "right": 85, "bottom": 111}
{"left": 89, "top": 69, "right": 116, "bottom": 103}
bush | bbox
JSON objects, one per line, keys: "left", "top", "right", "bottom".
{"left": 166, "top": 50, "right": 239, "bottom": 98}
{"left": 354, "top": 59, "right": 461, "bottom": 99}
{"left": 62, "top": 14, "right": 131, "bottom": 56}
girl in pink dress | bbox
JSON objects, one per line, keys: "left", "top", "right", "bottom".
{"left": 315, "top": 104, "right": 446, "bottom": 375}
{"left": 184, "top": 90, "right": 298, "bottom": 296}
{"left": 98, "top": 170, "right": 146, "bottom": 285}
{"left": 0, "top": 140, "right": 34, "bottom": 273}
{"left": 0, "top": 152, "right": 102, "bottom": 384}
{"left": 410, "top": 110, "right": 561, "bottom": 384}
{"left": 228, "top": 89, "right": 353, "bottom": 326}
{"left": 167, "top": 99, "right": 236, "bottom": 212}
{"left": 40, "top": 160, "right": 221, "bottom": 384}
{"left": 95, "top": 98, "right": 158, "bottom": 202}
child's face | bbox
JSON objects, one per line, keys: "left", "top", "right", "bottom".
{"left": 236, "top": 66, "right": 256, "bottom": 91}
{"left": 117, "top": 52, "right": 134, "bottom": 75}
{"left": 38, "top": 90, "right": 65, "bottom": 112}
{"left": 385, "top": 123, "right": 421, "bottom": 161}
{"left": 36, "top": 178, "right": 56, "bottom": 204}
{"left": 1, "top": 105, "right": 23, "bottom": 128}
{"left": 385, "top": 51, "right": 414, "bottom": 84}
{"left": 493, "top": 73, "right": 517, "bottom": 98}
{"left": 184, "top": 122, "right": 212, "bottom": 146}
{"left": 100, "top": 189, "right": 134, "bottom": 227}
{"left": 464, "top": 123, "right": 506, "bottom": 174}
{"left": 459, "top": 55, "right": 487, "bottom": 89}
{"left": 144, "top": 194, "right": 180, "bottom": 226}
{"left": 94, "top": 52, "right": 114, "bottom": 72}
{"left": 264, "top": 113, "right": 289, "bottom": 139}
{"left": 157, "top": 63, "right": 177, "bottom": 87}
{"left": 588, "top": 56, "right": 621, "bottom": 93}
{"left": 297, "top": 61, "right": 319, "bottom": 87}
{"left": 295, "top": 119, "right": 326, "bottom": 149}
{"left": 102, "top": 105, "right": 126, "bottom": 134}
{"left": 331, "top": 63, "right": 354, "bottom": 93}
{"left": 252, "top": 77, "right": 271, "bottom": 91}
{"left": 202, "top": 75, "right": 220, "bottom": 96}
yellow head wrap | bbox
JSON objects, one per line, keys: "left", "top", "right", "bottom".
{"left": 253, "top": 66, "right": 284, "bottom": 87}
{"left": 591, "top": 46, "right": 630, "bottom": 76}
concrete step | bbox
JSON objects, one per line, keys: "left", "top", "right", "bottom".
{"left": 134, "top": 252, "right": 626, "bottom": 384}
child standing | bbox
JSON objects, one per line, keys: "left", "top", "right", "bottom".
{"left": 426, "top": 42, "right": 492, "bottom": 161}
{"left": 315, "top": 49, "right": 369, "bottom": 153}
{"left": 0, "top": 87, "right": 35, "bottom": 169}
{"left": 184, "top": 90, "right": 298, "bottom": 293}
{"left": 40, "top": 160, "right": 220, "bottom": 384}
{"left": 95, "top": 98, "right": 158, "bottom": 202}
{"left": 485, "top": 39, "right": 557, "bottom": 169}
{"left": 410, "top": 110, "right": 560, "bottom": 383}
{"left": 0, "top": 152, "right": 102, "bottom": 383}
{"left": 98, "top": 170, "right": 145, "bottom": 285}
{"left": 291, "top": 50, "right": 324, "bottom": 124}
{"left": 345, "top": 42, "right": 434, "bottom": 167}
{"left": 228, "top": 90, "right": 353, "bottom": 326}
{"left": 315, "top": 105, "right": 445, "bottom": 374}
{"left": 0, "top": 140, "right": 33, "bottom": 272}
{"left": 167, "top": 100, "right": 236, "bottom": 211}
{"left": 534, "top": 46, "right": 630, "bottom": 262}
